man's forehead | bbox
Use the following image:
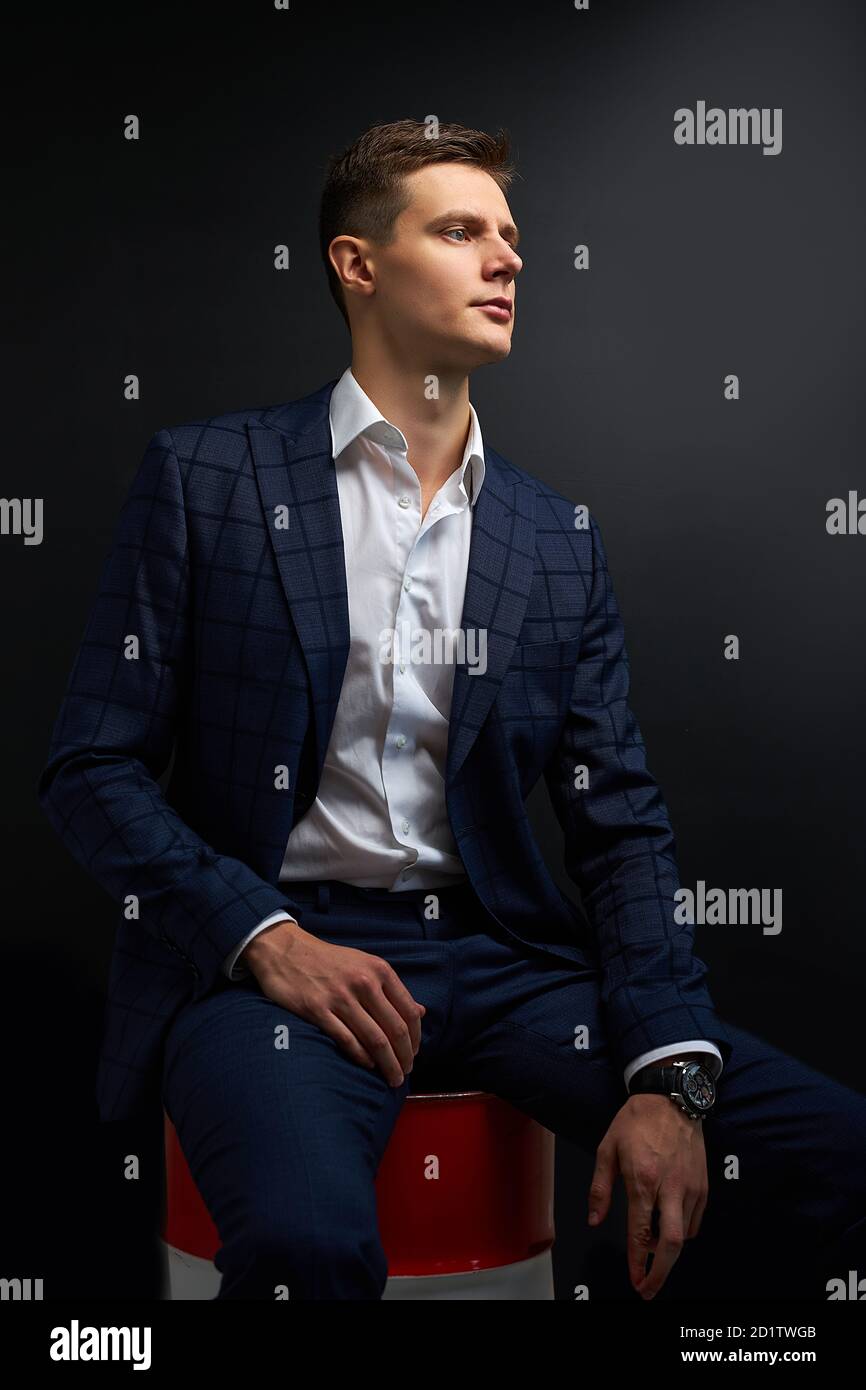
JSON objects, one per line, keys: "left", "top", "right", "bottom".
{"left": 401, "top": 164, "right": 512, "bottom": 217}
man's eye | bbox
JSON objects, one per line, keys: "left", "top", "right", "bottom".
{"left": 444, "top": 228, "right": 468, "bottom": 241}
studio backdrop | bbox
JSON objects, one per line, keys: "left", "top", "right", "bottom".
{"left": 5, "top": 0, "right": 865, "bottom": 1301}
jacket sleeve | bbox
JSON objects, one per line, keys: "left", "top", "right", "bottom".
{"left": 543, "top": 512, "right": 733, "bottom": 1076}
{"left": 36, "top": 428, "right": 301, "bottom": 994}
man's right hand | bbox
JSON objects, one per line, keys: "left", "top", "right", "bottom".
{"left": 240, "top": 919, "right": 426, "bottom": 1087}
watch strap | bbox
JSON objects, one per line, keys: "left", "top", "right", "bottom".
{"left": 629, "top": 1062, "right": 684, "bottom": 1096}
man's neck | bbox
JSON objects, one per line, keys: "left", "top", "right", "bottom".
{"left": 349, "top": 357, "right": 473, "bottom": 496}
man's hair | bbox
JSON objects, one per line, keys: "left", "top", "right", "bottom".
{"left": 318, "top": 118, "right": 517, "bottom": 331}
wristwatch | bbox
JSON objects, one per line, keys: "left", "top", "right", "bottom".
{"left": 628, "top": 1059, "right": 716, "bottom": 1120}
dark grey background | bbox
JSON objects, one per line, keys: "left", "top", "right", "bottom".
{"left": 4, "top": 0, "right": 864, "bottom": 1300}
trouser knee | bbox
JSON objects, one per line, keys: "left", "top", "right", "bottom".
{"left": 216, "top": 1216, "right": 388, "bottom": 1300}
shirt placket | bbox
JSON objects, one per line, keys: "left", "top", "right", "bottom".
{"left": 381, "top": 447, "right": 461, "bottom": 886}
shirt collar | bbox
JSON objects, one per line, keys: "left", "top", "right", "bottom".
{"left": 328, "top": 365, "right": 486, "bottom": 507}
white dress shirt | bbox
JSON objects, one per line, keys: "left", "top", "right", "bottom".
{"left": 221, "top": 365, "right": 723, "bottom": 1090}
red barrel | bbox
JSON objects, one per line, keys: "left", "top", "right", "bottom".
{"left": 163, "top": 1090, "right": 556, "bottom": 1298}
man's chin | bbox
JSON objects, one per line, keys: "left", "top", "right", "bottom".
{"left": 427, "top": 329, "right": 513, "bottom": 372}
{"left": 462, "top": 333, "right": 513, "bottom": 367}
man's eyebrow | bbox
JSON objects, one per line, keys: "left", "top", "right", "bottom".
{"left": 430, "top": 209, "right": 521, "bottom": 248}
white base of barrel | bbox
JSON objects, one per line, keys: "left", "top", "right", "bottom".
{"left": 163, "top": 1242, "right": 554, "bottom": 1300}
{"left": 164, "top": 1245, "right": 221, "bottom": 1300}
{"left": 382, "top": 1251, "right": 554, "bottom": 1299}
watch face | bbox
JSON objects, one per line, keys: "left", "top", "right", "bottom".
{"left": 681, "top": 1062, "right": 715, "bottom": 1112}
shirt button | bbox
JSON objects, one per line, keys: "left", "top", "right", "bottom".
{"left": 403, "top": 577, "right": 412, "bottom": 591}
{"left": 395, "top": 734, "right": 406, "bottom": 748}
{"left": 399, "top": 661, "right": 406, "bottom": 673}
{"left": 401, "top": 819, "right": 410, "bottom": 834}
{"left": 398, "top": 495, "right": 410, "bottom": 508}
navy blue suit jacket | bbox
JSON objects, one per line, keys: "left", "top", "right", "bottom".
{"left": 38, "top": 377, "right": 733, "bottom": 1122}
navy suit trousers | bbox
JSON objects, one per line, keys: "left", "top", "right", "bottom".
{"left": 161, "top": 879, "right": 866, "bottom": 1300}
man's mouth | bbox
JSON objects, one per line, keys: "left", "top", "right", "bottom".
{"left": 473, "top": 298, "right": 512, "bottom": 320}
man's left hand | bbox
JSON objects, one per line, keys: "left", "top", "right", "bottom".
{"left": 587, "top": 1092, "right": 707, "bottom": 1299}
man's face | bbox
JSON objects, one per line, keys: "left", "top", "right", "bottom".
{"left": 348, "top": 162, "right": 522, "bottom": 369}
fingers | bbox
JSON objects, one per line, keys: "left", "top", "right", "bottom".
{"left": 626, "top": 1185, "right": 659, "bottom": 1292}
{"left": 587, "top": 1139, "right": 618, "bottom": 1227}
{"left": 321, "top": 1012, "right": 378, "bottom": 1072}
{"left": 631, "top": 1188, "right": 688, "bottom": 1299}
{"left": 687, "top": 1138, "right": 709, "bottom": 1239}
{"left": 358, "top": 963, "right": 424, "bottom": 1079}
{"left": 330, "top": 958, "right": 425, "bottom": 1085}
{"left": 330, "top": 993, "right": 409, "bottom": 1086}
{"left": 378, "top": 964, "right": 426, "bottom": 1056}
{"left": 686, "top": 1187, "right": 707, "bottom": 1240}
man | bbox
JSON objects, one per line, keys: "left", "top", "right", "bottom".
{"left": 38, "top": 118, "right": 866, "bottom": 1301}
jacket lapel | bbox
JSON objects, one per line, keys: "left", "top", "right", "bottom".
{"left": 246, "top": 380, "right": 536, "bottom": 795}
{"left": 247, "top": 382, "right": 350, "bottom": 791}
{"left": 443, "top": 466, "right": 536, "bottom": 784}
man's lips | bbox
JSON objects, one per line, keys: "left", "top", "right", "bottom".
{"left": 474, "top": 299, "right": 512, "bottom": 320}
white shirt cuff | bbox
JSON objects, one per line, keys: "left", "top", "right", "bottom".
{"left": 623, "top": 1040, "right": 724, "bottom": 1092}
{"left": 223, "top": 911, "right": 298, "bottom": 980}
